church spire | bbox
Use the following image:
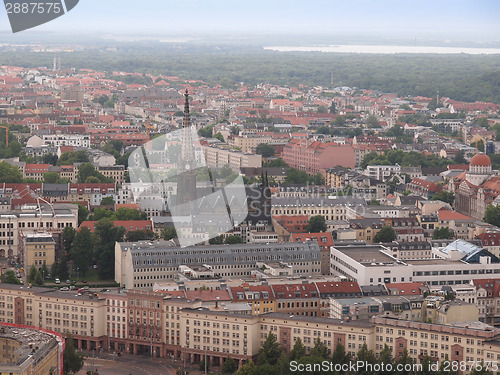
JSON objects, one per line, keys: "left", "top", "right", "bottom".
{"left": 176, "top": 89, "right": 197, "bottom": 206}
{"left": 182, "top": 89, "right": 190, "bottom": 129}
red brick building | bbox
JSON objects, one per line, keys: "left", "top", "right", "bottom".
{"left": 282, "top": 139, "right": 356, "bottom": 175}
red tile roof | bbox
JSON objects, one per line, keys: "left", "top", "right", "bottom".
{"left": 314, "top": 281, "right": 362, "bottom": 296}
{"left": 437, "top": 209, "right": 473, "bottom": 221}
{"left": 271, "top": 283, "right": 319, "bottom": 299}
{"left": 292, "top": 232, "right": 333, "bottom": 251}
{"left": 184, "top": 290, "right": 231, "bottom": 302}
{"left": 472, "top": 279, "right": 500, "bottom": 297}
{"left": 273, "top": 215, "right": 309, "bottom": 233}
{"left": 230, "top": 285, "right": 274, "bottom": 302}
{"left": 477, "top": 233, "right": 500, "bottom": 247}
{"left": 24, "top": 164, "right": 50, "bottom": 173}
{"left": 385, "top": 282, "right": 427, "bottom": 295}
{"left": 409, "top": 178, "right": 443, "bottom": 193}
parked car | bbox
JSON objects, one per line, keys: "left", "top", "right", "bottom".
{"left": 60, "top": 287, "right": 69, "bottom": 291}
{"left": 54, "top": 278, "right": 60, "bottom": 284}
{"left": 65, "top": 280, "right": 71, "bottom": 284}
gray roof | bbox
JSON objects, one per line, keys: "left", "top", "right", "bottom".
{"left": 261, "top": 312, "right": 373, "bottom": 328}
{"left": 272, "top": 196, "right": 366, "bottom": 207}
{"left": 120, "top": 241, "right": 321, "bottom": 269}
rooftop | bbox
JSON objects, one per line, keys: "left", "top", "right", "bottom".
{"left": 335, "top": 245, "right": 398, "bottom": 266}
{"left": 260, "top": 312, "right": 373, "bottom": 328}
{"left": 0, "top": 324, "right": 61, "bottom": 368}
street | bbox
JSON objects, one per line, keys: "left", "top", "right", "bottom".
{"left": 77, "top": 354, "right": 179, "bottom": 375}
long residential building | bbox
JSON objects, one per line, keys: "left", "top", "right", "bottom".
{"left": 2, "top": 284, "right": 500, "bottom": 369}
{"left": 271, "top": 196, "right": 366, "bottom": 221}
{"left": 115, "top": 241, "right": 322, "bottom": 289}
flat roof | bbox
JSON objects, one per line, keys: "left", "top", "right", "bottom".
{"left": 335, "top": 247, "right": 398, "bottom": 266}
{"left": 405, "top": 259, "right": 459, "bottom": 266}
{"left": 333, "top": 297, "right": 378, "bottom": 305}
{"left": 261, "top": 312, "right": 373, "bottom": 328}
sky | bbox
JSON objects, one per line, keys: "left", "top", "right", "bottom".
{"left": 0, "top": 0, "right": 499, "bottom": 44}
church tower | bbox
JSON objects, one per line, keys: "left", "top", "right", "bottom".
{"left": 176, "top": 89, "right": 197, "bottom": 206}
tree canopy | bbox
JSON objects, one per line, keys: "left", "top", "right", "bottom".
{"left": 306, "top": 215, "right": 327, "bottom": 233}
{"left": 256, "top": 143, "right": 276, "bottom": 157}
{"left": 373, "top": 226, "right": 397, "bottom": 243}
{"left": 432, "top": 227, "right": 455, "bottom": 240}
{"left": 484, "top": 205, "right": 500, "bottom": 227}
{"left": 0, "top": 161, "right": 23, "bottom": 182}
{"left": 63, "top": 334, "right": 84, "bottom": 375}
{"left": 1, "top": 270, "right": 21, "bottom": 284}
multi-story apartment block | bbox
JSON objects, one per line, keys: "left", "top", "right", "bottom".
{"left": 0, "top": 284, "right": 107, "bottom": 351}
{"left": 97, "top": 165, "right": 125, "bottom": 185}
{"left": 272, "top": 283, "right": 328, "bottom": 317}
{"left": 23, "top": 232, "right": 55, "bottom": 270}
{"left": 180, "top": 309, "right": 261, "bottom": 367}
{"left": 66, "top": 183, "right": 116, "bottom": 205}
{"left": 476, "top": 232, "right": 500, "bottom": 258}
{"left": 42, "top": 133, "right": 90, "bottom": 148}
{"left": 126, "top": 290, "right": 164, "bottom": 356}
{"left": 282, "top": 139, "right": 356, "bottom": 175}
{"left": 59, "top": 165, "right": 76, "bottom": 182}
{"left": 103, "top": 291, "right": 128, "bottom": 353}
{"left": 23, "top": 164, "right": 50, "bottom": 181}
{"left": 271, "top": 197, "right": 366, "bottom": 221}
{"left": 0, "top": 204, "right": 77, "bottom": 261}
{"left": 230, "top": 284, "right": 275, "bottom": 315}
{"left": 227, "top": 133, "right": 274, "bottom": 153}
{"left": 365, "top": 165, "right": 401, "bottom": 182}
{"left": 2, "top": 283, "right": 500, "bottom": 369}
{"left": 349, "top": 219, "right": 385, "bottom": 243}
{"left": 115, "top": 241, "right": 322, "bottom": 289}
{"left": 202, "top": 145, "right": 262, "bottom": 170}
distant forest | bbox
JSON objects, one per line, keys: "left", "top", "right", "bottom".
{"left": 2, "top": 44, "right": 500, "bottom": 103}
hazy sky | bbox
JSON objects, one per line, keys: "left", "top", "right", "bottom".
{"left": 0, "top": 0, "right": 498, "bottom": 42}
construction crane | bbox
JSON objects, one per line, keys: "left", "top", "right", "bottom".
{"left": 0, "top": 126, "right": 8, "bottom": 147}
{"left": 144, "top": 118, "right": 157, "bottom": 137}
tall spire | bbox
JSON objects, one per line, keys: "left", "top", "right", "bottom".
{"left": 176, "top": 89, "right": 197, "bottom": 206}
{"left": 183, "top": 88, "right": 190, "bottom": 129}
